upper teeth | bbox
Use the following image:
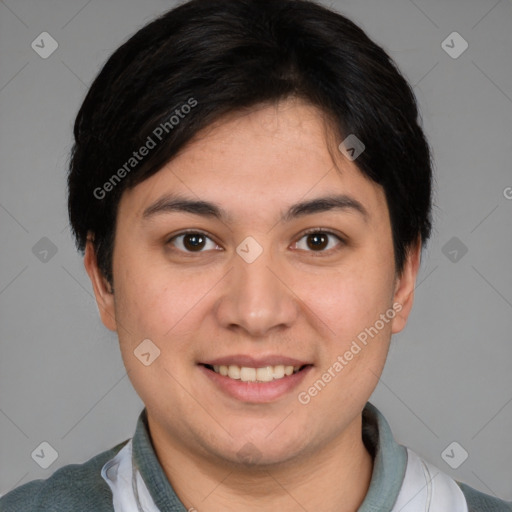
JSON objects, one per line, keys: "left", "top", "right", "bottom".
{"left": 212, "top": 364, "right": 301, "bottom": 382}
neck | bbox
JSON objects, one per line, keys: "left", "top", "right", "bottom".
{"left": 148, "top": 414, "right": 374, "bottom": 512}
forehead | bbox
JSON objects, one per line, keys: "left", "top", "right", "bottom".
{"left": 118, "top": 99, "right": 387, "bottom": 223}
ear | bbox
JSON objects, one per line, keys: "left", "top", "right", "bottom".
{"left": 391, "top": 238, "right": 422, "bottom": 334}
{"left": 84, "top": 234, "right": 117, "bottom": 332}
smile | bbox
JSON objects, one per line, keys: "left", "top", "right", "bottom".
{"left": 204, "top": 364, "right": 305, "bottom": 382}
{"left": 199, "top": 360, "right": 313, "bottom": 403}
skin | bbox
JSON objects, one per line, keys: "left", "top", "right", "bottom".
{"left": 85, "top": 97, "right": 421, "bottom": 512}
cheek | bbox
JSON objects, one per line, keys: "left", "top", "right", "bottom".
{"left": 113, "top": 255, "right": 213, "bottom": 352}
{"left": 306, "top": 258, "right": 395, "bottom": 338}
{"left": 301, "top": 268, "right": 394, "bottom": 409}
{"left": 112, "top": 263, "right": 204, "bottom": 401}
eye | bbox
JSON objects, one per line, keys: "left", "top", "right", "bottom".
{"left": 293, "top": 230, "right": 344, "bottom": 253}
{"left": 167, "top": 231, "right": 220, "bottom": 253}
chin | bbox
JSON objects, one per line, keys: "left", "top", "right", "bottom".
{"left": 206, "top": 430, "right": 308, "bottom": 468}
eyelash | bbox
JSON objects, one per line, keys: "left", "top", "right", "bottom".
{"left": 166, "top": 228, "right": 346, "bottom": 255}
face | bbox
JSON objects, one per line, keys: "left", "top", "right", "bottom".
{"left": 85, "top": 98, "right": 419, "bottom": 468}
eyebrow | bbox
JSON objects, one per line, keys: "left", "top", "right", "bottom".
{"left": 142, "top": 193, "right": 369, "bottom": 223}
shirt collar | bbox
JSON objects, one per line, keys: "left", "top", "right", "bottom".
{"left": 131, "top": 401, "right": 407, "bottom": 512}
{"left": 131, "top": 412, "right": 187, "bottom": 511}
{"left": 358, "top": 402, "right": 408, "bottom": 511}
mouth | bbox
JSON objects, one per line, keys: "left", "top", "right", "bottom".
{"left": 198, "top": 358, "right": 313, "bottom": 403}
{"left": 201, "top": 363, "right": 310, "bottom": 383}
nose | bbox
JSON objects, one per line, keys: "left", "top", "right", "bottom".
{"left": 214, "top": 246, "right": 300, "bottom": 338}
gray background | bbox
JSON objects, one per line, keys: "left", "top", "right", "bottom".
{"left": 1, "top": 0, "right": 511, "bottom": 502}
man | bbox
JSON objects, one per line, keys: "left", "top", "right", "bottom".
{"left": 2, "top": 0, "right": 510, "bottom": 510}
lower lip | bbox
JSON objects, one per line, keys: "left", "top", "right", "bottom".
{"left": 198, "top": 365, "right": 312, "bottom": 403}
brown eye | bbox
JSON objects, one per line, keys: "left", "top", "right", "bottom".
{"left": 295, "top": 231, "right": 343, "bottom": 253}
{"left": 168, "top": 232, "right": 219, "bottom": 253}
{"left": 183, "top": 233, "right": 206, "bottom": 251}
{"left": 306, "top": 233, "right": 329, "bottom": 250}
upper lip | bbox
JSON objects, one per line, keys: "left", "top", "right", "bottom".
{"left": 200, "top": 355, "right": 312, "bottom": 367}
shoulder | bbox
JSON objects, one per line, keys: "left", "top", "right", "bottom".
{"left": 0, "top": 440, "right": 129, "bottom": 512}
{"left": 458, "top": 481, "right": 512, "bottom": 512}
